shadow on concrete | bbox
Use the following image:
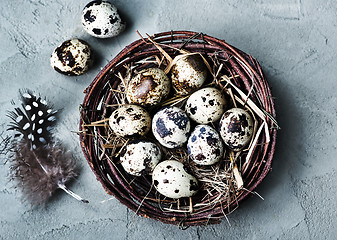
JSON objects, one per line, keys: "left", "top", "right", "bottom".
{"left": 237, "top": 68, "right": 306, "bottom": 210}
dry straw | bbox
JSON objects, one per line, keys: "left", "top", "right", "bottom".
{"left": 79, "top": 31, "right": 278, "bottom": 227}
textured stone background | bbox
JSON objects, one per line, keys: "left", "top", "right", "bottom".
{"left": 1, "top": 0, "right": 336, "bottom": 239}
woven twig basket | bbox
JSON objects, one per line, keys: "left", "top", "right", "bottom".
{"left": 79, "top": 31, "right": 277, "bottom": 227}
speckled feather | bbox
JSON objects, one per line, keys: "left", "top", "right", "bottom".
{"left": 7, "top": 90, "right": 87, "bottom": 205}
{"left": 8, "top": 90, "right": 57, "bottom": 149}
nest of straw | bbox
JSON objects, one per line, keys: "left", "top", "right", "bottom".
{"left": 79, "top": 31, "right": 278, "bottom": 227}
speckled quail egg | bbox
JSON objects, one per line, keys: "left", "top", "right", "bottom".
{"left": 171, "top": 54, "right": 207, "bottom": 95}
{"left": 185, "top": 87, "right": 227, "bottom": 124}
{"left": 152, "top": 107, "right": 190, "bottom": 148}
{"left": 152, "top": 160, "right": 199, "bottom": 199}
{"left": 50, "top": 39, "right": 92, "bottom": 76}
{"left": 126, "top": 68, "right": 170, "bottom": 107}
{"left": 219, "top": 108, "right": 254, "bottom": 151}
{"left": 81, "top": 1, "right": 126, "bottom": 38}
{"left": 109, "top": 105, "right": 151, "bottom": 137}
{"left": 187, "top": 125, "right": 224, "bottom": 165}
{"left": 120, "top": 140, "right": 162, "bottom": 176}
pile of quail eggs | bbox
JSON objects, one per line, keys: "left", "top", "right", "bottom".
{"left": 46, "top": 0, "right": 255, "bottom": 201}
{"left": 46, "top": 0, "right": 253, "bottom": 202}
{"left": 108, "top": 54, "right": 254, "bottom": 199}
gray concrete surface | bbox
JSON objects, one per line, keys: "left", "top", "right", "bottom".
{"left": 0, "top": 0, "right": 336, "bottom": 239}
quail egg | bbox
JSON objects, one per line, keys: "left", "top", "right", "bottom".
{"left": 152, "top": 160, "right": 199, "bottom": 199}
{"left": 187, "top": 125, "right": 224, "bottom": 165}
{"left": 82, "top": 1, "right": 126, "bottom": 38}
{"left": 171, "top": 54, "right": 207, "bottom": 95}
{"left": 120, "top": 140, "right": 162, "bottom": 176}
{"left": 219, "top": 108, "right": 254, "bottom": 151}
{"left": 152, "top": 107, "right": 190, "bottom": 148}
{"left": 50, "top": 39, "right": 92, "bottom": 76}
{"left": 109, "top": 105, "right": 151, "bottom": 137}
{"left": 185, "top": 87, "right": 227, "bottom": 124}
{"left": 126, "top": 68, "right": 170, "bottom": 107}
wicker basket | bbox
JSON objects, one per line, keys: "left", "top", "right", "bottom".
{"left": 79, "top": 31, "right": 277, "bottom": 227}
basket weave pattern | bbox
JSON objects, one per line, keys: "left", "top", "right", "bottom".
{"left": 79, "top": 31, "right": 277, "bottom": 226}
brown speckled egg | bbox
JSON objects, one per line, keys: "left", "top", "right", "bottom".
{"left": 120, "top": 140, "right": 162, "bottom": 176}
{"left": 50, "top": 39, "right": 92, "bottom": 76}
{"left": 109, "top": 105, "right": 151, "bottom": 137}
{"left": 219, "top": 108, "right": 254, "bottom": 151}
{"left": 171, "top": 54, "right": 207, "bottom": 95}
{"left": 152, "top": 160, "right": 199, "bottom": 199}
{"left": 187, "top": 125, "right": 224, "bottom": 165}
{"left": 185, "top": 87, "right": 227, "bottom": 124}
{"left": 126, "top": 68, "right": 170, "bottom": 107}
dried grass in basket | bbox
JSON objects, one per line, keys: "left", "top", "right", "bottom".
{"left": 79, "top": 31, "right": 278, "bottom": 227}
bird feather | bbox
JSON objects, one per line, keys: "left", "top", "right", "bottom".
{"left": 7, "top": 89, "right": 88, "bottom": 205}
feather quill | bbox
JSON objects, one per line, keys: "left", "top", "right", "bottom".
{"left": 7, "top": 89, "right": 88, "bottom": 205}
